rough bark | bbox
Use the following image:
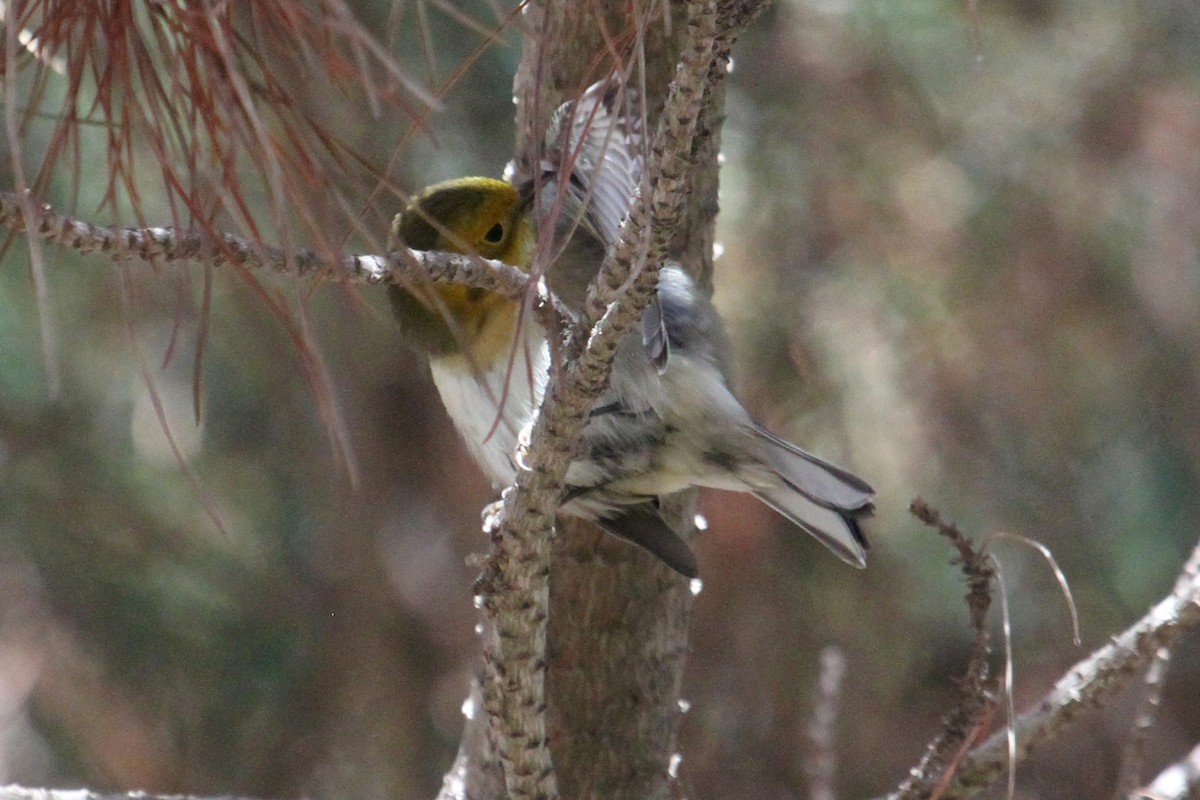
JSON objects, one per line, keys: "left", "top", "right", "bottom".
{"left": 454, "top": 2, "right": 762, "bottom": 798}
{"left": 471, "top": 3, "right": 710, "bottom": 796}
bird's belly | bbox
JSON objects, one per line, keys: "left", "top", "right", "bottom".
{"left": 600, "top": 446, "right": 751, "bottom": 497}
{"left": 430, "top": 341, "right": 548, "bottom": 488}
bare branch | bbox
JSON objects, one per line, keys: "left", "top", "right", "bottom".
{"left": 875, "top": 506, "right": 1200, "bottom": 800}
{"left": 0, "top": 788, "right": 239, "bottom": 800}
{"left": 919, "top": 533, "right": 1200, "bottom": 800}
{"left": 0, "top": 187, "right": 540, "bottom": 301}
{"left": 888, "top": 499, "right": 999, "bottom": 800}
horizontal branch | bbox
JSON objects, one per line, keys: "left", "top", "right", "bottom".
{"left": 0, "top": 787, "right": 228, "bottom": 800}
{"left": 0, "top": 188, "right": 535, "bottom": 302}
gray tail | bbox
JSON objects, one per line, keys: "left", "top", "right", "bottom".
{"left": 749, "top": 425, "right": 874, "bottom": 568}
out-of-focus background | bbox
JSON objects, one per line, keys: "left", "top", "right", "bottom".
{"left": 1, "top": 1, "right": 1198, "bottom": 798}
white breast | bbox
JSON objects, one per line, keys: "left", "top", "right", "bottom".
{"left": 429, "top": 328, "right": 549, "bottom": 488}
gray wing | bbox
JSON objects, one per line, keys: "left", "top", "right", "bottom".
{"left": 541, "top": 76, "right": 644, "bottom": 244}
{"left": 541, "top": 79, "right": 671, "bottom": 370}
{"left": 594, "top": 503, "right": 699, "bottom": 578}
{"left": 642, "top": 293, "right": 670, "bottom": 373}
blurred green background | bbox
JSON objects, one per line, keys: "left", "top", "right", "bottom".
{"left": 1, "top": 1, "right": 1199, "bottom": 798}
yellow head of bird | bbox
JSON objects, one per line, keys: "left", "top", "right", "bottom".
{"left": 388, "top": 177, "right": 534, "bottom": 360}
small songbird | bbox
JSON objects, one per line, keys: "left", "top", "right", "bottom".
{"left": 387, "top": 176, "right": 546, "bottom": 488}
{"left": 388, "top": 80, "right": 874, "bottom": 577}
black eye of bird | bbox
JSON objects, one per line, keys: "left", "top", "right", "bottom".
{"left": 483, "top": 222, "right": 505, "bottom": 244}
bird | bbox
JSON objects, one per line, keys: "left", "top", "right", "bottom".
{"left": 386, "top": 176, "right": 546, "bottom": 489}
{"left": 387, "top": 79, "right": 874, "bottom": 578}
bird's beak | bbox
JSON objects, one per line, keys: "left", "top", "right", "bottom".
{"left": 516, "top": 175, "right": 543, "bottom": 213}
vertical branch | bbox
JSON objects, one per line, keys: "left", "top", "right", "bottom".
{"left": 580, "top": 1, "right": 717, "bottom": 336}
{"left": 476, "top": 5, "right": 718, "bottom": 797}
{"left": 465, "top": 2, "right": 734, "bottom": 798}
{"left": 475, "top": 491, "right": 560, "bottom": 800}
{"left": 889, "top": 500, "right": 998, "bottom": 800}
{"left": 454, "top": 1, "right": 769, "bottom": 797}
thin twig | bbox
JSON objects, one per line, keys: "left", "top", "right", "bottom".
{"left": 888, "top": 499, "right": 998, "bottom": 800}
{"left": 899, "top": 533, "right": 1200, "bottom": 800}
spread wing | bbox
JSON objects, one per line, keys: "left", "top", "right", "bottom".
{"left": 541, "top": 76, "right": 645, "bottom": 243}
{"left": 541, "top": 78, "right": 669, "bottom": 368}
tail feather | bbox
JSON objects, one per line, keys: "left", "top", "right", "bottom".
{"left": 752, "top": 487, "right": 869, "bottom": 568}
{"left": 752, "top": 424, "right": 874, "bottom": 511}
{"left": 748, "top": 424, "right": 874, "bottom": 568}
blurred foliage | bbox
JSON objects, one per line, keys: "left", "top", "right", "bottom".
{"left": 1, "top": 0, "right": 1199, "bottom": 798}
